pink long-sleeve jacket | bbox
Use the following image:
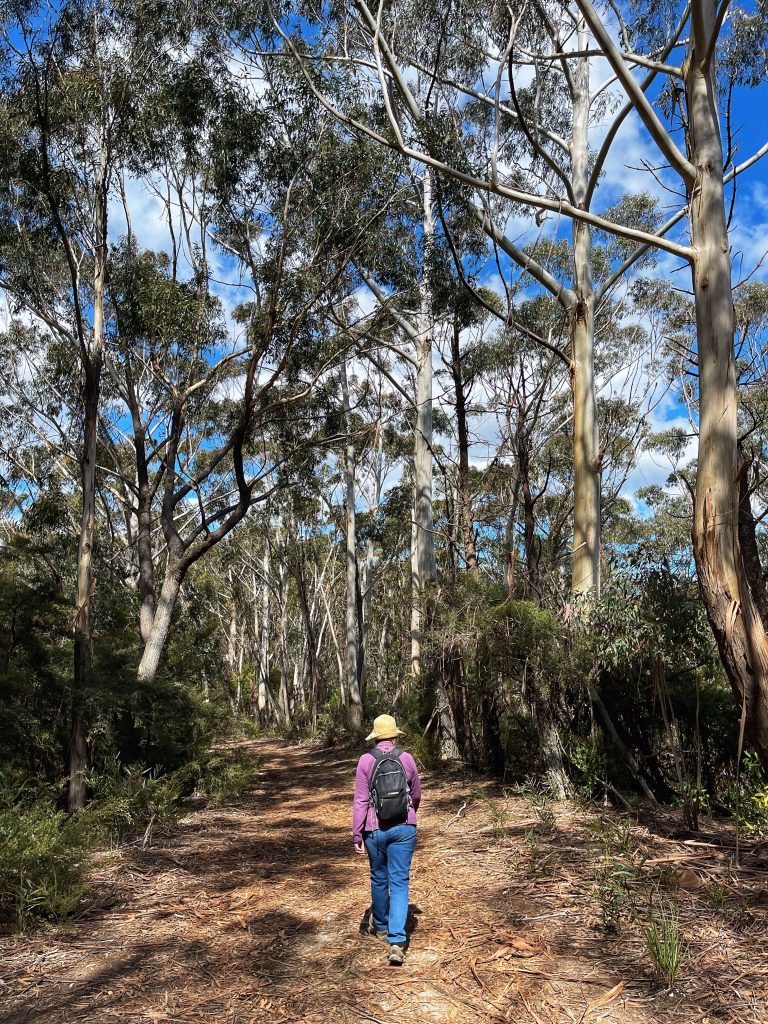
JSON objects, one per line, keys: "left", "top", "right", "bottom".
{"left": 352, "top": 740, "right": 421, "bottom": 844}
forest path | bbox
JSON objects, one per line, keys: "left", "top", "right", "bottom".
{"left": 0, "top": 740, "right": 762, "bottom": 1024}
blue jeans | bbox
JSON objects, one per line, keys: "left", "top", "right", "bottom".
{"left": 364, "top": 824, "right": 416, "bottom": 945}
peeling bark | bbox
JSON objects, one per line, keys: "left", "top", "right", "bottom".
{"left": 686, "top": 0, "right": 768, "bottom": 766}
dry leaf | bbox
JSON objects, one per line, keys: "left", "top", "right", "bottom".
{"left": 584, "top": 981, "right": 625, "bottom": 1018}
{"left": 507, "top": 936, "right": 545, "bottom": 958}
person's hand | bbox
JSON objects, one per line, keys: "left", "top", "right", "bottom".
{"left": 354, "top": 841, "right": 365, "bottom": 856}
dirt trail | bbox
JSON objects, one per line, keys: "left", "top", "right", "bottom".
{"left": 1, "top": 741, "right": 766, "bottom": 1024}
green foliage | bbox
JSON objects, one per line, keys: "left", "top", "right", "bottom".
{"left": 641, "top": 899, "right": 685, "bottom": 988}
{"left": 84, "top": 761, "right": 186, "bottom": 846}
{"left": 594, "top": 857, "right": 638, "bottom": 931}
{"left": 729, "top": 752, "right": 768, "bottom": 833}
{"left": 459, "top": 595, "right": 575, "bottom": 778}
{"left": 705, "top": 883, "right": 729, "bottom": 910}
{"left": 569, "top": 737, "right": 610, "bottom": 802}
{"left": 474, "top": 785, "right": 513, "bottom": 838}
{"left": 576, "top": 554, "right": 733, "bottom": 809}
{"left": 191, "top": 748, "right": 259, "bottom": 808}
{"left": 0, "top": 801, "right": 90, "bottom": 929}
{"left": 521, "top": 827, "right": 558, "bottom": 878}
{"left": 0, "top": 536, "right": 72, "bottom": 782}
{"left": 0, "top": 746, "right": 260, "bottom": 929}
{"left": 589, "top": 816, "right": 642, "bottom": 931}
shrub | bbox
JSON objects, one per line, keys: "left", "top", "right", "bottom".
{"left": 85, "top": 761, "right": 186, "bottom": 847}
{"left": 194, "top": 749, "right": 259, "bottom": 807}
{"left": 729, "top": 751, "right": 768, "bottom": 833}
{"left": 0, "top": 802, "right": 89, "bottom": 929}
{"left": 0, "top": 747, "right": 260, "bottom": 930}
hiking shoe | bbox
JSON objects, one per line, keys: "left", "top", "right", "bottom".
{"left": 388, "top": 944, "right": 405, "bottom": 966}
{"left": 375, "top": 930, "right": 388, "bottom": 940}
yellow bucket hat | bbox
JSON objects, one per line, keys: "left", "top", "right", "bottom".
{"left": 366, "top": 714, "right": 406, "bottom": 742}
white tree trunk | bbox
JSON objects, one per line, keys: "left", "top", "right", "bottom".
{"left": 258, "top": 539, "right": 270, "bottom": 720}
{"left": 570, "top": 33, "right": 601, "bottom": 599}
{"left": 137, "top": 569, "right": 183, "bottom": 685}
{"left": 274, "top": 517, "right": 292, "bottom": 724}
{"left": 360, "top": 420, "right": 383, "bottom": 698}
{"left": 411, "top": 166, "right": 437, "bottom": 679}
{"left": 321, "top": 577, "right": 345, "bottom": 700}
{"left": 410, "top": 494, "right": 421, "bottom": 678}
{"left": 226, "top": 570, "right": 238, "bottom": 708}
{"left": 341, "top": 359, "right": 364, "bottom": 730}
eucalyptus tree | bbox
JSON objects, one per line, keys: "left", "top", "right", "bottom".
{"left": 284, "top": 0, "right": 768, "bottom": 763}
{"left": 340, "top": 356, "right": 365, "bottom": 729}
{"left": 0, "top": 7, "right": 387, "bottom": 801}
{"left": 349, "top": 184, "right": 439, "bottom": 678}
{"left": 0, "top": 0, "right": 175, "bottom": 808}
{"left": 96, "top": 36, "right": 393, "bottom": 692}
{"left": 283, "top": 0, "right": 688, "bottom": 600}
{"left": 570, "top": 0, "right": 768, "bottom": 763}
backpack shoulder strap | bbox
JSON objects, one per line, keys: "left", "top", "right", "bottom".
{"left": 369, "top": 747, "right": 386, "bottom": 763}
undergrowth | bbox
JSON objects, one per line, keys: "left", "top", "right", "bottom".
{"left": 0, "top": 746, "right": 258, "bottom": 930}
{"left": 641, "top": 898, "right": 685, "bottom": 988}
{"left": 588, "top": 816, "right": 687, "bottom": 987}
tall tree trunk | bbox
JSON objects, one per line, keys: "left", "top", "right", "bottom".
{"left": 516, "top": 400, "right": 540, "bottom": 600}
{"left": 258, "top": 539, "right": 270, "bottom": 721}
{"left": 136, "top": 568, "right": 183, "bottom": 685}
{"left": 360, "top": 419, "right": 383, "bottom": 700}
{"left": 410, "top": 498, "right": 421, "bottom": 678}
{"left": 278, "top": 581, "right": 291, "bottom": 723}
{"left": 321, "top": 575, "right": 345, "bottom": 702}
{"left": 292, "top": 548, "right": 319, "bottom": 727}
{"left": 505, "top": 476, "right": 521, "bottom": 600}
{"left": 294, "top": 660, "right": 304, "bottom": 711}
{"left": 570, "top": 37, "right": 601, "bottom": 599}
{"left": 69, "top": 127, "right": 108, "bottom": 812}
{"left": 274, "top": 517, "right": 292, "bottom": 724}
{"left": 71, "top": 368, "right": 99, "bottom": 812}
{"left": 686, "top": 1, "right": 768, "bottom": 765}
{"left": 412, "top": 165, "right": 437, "bottom": 681}
{"left": 450, "top": 317, "right": 479, "bottom": 577}
{"left": 226, "top": 571, "right": 238, "bottom": 708}
{"left": 135, "top": 435, "right": 155, "bottom": 645}
{"left": 341, "top": 359, "right": 364, "bottom": 731}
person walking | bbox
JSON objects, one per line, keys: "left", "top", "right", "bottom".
{"left": 352, "top": 714, "right": 421, "bottom": 965}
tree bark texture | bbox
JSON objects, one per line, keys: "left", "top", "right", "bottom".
{"left": 687, "top": 0, "right": 768, "bottom": 765}
{"left": 411, "top": 166, "right": 437, "bottom": 682}
{"left": 450, "top": 317, "right": 479, "bottom": 577}
{"left": 69, "top": 126, "right": 108, "bottom": 812}
{"left": 136, "top": 570, "right": 183, "bottom": 686}
{"left": 569, "top": 39, "right": 601, "bottom": 599}
{"left": 341, "top": 359, "right": 364, "bottom": 731}
{"left": 737, "top": 450, "right": 768, "bottom": 630}
{"left": 258, "top": 540, "right": 270, "bottom": 720}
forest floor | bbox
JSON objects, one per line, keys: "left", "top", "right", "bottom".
{"left": 2, "top": 740, "right": 768, "bottom": 1024}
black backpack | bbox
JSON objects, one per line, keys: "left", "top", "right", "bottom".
{"left": 369, "top": 746, "right": 410, "bottom": 823}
